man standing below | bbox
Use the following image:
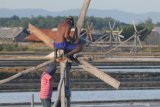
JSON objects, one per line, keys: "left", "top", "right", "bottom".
{"left": 40, "top": 62, "right": 58, "bottom": 107}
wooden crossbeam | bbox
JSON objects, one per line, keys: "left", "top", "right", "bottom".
{"left": 78, "top": 58, "right": 120, "bottom": 89}
{"left": 0, "top": 60, "right": 54, "bottom": 84}
{"left": 28, "top": 23, "right": 54, "bottom": 49}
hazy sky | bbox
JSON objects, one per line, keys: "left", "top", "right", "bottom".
{"left": 0, "top": 0, "right": 160, "bottom": 13}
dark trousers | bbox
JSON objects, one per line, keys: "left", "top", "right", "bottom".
{"left": 41, "top": 98, "right": 51, "bottom": 107}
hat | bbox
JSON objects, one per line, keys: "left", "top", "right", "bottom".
{"left": 47, "top": 62, "right": 57, "bottom": 76}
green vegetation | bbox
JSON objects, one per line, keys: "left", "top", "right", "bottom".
{"left": 0, "top": 15, "right": 154, "bottom": 31}
{"left": 121, "top": 18, "right": 154, "bottom": 40}
{"left": 0, "top": 43, "right": 53, "bottom": 52}
{"left": 0, "top": 15, "right": 125, "bottom": 30}
{"left": 0, "top": 15, "right": 155, "bottom": 42}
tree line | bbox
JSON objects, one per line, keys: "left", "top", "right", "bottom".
{"left": 0, "top": 15, "right": 157, "bottom": 40}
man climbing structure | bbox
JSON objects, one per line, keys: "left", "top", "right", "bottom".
{"left": 28, "top": 16, "right": 83, "bottom": 60}
{"left": 53, "top": 16, "right": 82, "bottom": 58}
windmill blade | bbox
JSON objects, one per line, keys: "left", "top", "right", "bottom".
{"left": 0, "top": 60, "right": 54, "bottom": 84}
{"left": 78, "top": 58, "right": 120, "bottom": 89}
{"left": 87, "top": 21, "right": 93, "bottom": 30}
{"left": 112, "top": 33, "right": 116, "bottom": 40}
{"left": 133, "top": 35, "right": 137, "bottom": 48}
{"left": 89, "top": 33, "right": 93, "bottom": 41}
{"left": 88, "top": 22, "right": 93, "bottom": 32}
{"left": 87, "top": 21, "right": 90, "bottom": 29}
{"left": 112, "top": 20, "right": 116, "bottom": 30}
{"left": 138, "top": 28, "right": 146, "bottom": 35}
{"left": 90, "top": 22, "right": 93, "bottom": 29}
{"left": 77, "top": 0, "right": 91, "bottom": 37}
{"left": 109, "top": 21, "right": 112, "bottom": 30}
{"left": 118, "top": 29, "right": 123, "bottom": 35}
{"left": 80, "top": 37, "right": 92, "bottom": 43}
{"left": 137, "top": 35, "right": 143, "bottom": 48}
{"left": 118, "top": 35, "right": 124, "bottom": 38}
{"left": 109, "top": 33, "right": 112, "bottom": 43}
{"left": 132, "top": 20, "right": 137, "bottom": 32}
{"left": 79, "top": 31, "right": 87, "bottom": 38}
{"left": 28, "top": 23, "right": 54, "bottom": 49}
{"left": 95, "top": 33, "right": 108, "bottom": 42}
{"left": 118, "top": 37, "right": 121, "bottom": 42}
{"left": 104, "top": 35, "right": 110, "bottom": 40}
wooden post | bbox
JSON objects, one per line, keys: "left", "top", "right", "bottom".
{"left": 31, "top": 94, "right": 34, "bottom": 107}
{"left": 53, "top": 71, "right": 65, "bottom": 107}
{"left": 60, "top": 61, "right": 66, "bottom": 107}
{"left": 65, "top": 62, "right": 71, "bottom": 107}
{"left": 60, "top": 61, "right": 71, "bottom": 107}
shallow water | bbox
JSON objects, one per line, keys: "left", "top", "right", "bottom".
{"left": 1, "top": 90, "right": 160, "bottom": 103}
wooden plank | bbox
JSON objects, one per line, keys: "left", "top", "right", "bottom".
{"left": 28, "top": 23, "right": 54, "bottom": 49}
{"left": 76, "top": 0, "right": 91, "bottom": 37}
{"left": 78, "top": 58, "right": 120, "bottom": 89}
{"left": 0, "top": 60, "right": 54, "bottom": 84}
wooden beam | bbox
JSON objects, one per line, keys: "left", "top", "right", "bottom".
{"left": 78, "top": 58, "right": 120, "bottom": 89}
{"left": 0, "top": 60, "right": 54, "bottom": 84}
{"left": 28, "top": 23, "right": 54, "bottom": 49}
{"left": 76, "top": 0, "right": 91, "bottom": 37}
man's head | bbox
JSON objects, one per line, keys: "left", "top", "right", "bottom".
{"left": 46, "top": 62, "right": 57, "bottom": 76}
{"left": 66, "top": 16, "right": 74, "bottom": 27}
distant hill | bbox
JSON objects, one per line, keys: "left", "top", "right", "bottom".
{"left": 0, "top": 8, "right": 160, "bottom": 23}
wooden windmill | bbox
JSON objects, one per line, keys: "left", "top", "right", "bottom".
{"left": 130, "top": 21, "right": 146, "bottom": 53}
{"left": 92, "top": 21, "right": 116, "bottom": 44}
{"left": 114, "top": 28, "right": 124, "bottom": 46}
{"left": 105, "top": 21, "right": 146, "bottom": 55}
{"left": 85, "top": 21, "right": 94, "bottom": 42}
{"left": 84, "top": 21, "right": 94, "bottom": 42}
{"left": 79, "top": 21, "right": 94, "bottom": 47}
{"left": 0, "top": 1, "right": 120, "bottom": 107}
{"left": 105, "top": 21, "right": 124, "bottom": 46}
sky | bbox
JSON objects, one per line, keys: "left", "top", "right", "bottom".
{"left": 0, "top": 0, "right": 160, "bottom": 13}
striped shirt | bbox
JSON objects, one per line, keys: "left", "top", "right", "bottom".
{"left": 40, "top": 72, "right": 53, "bottom": 99}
